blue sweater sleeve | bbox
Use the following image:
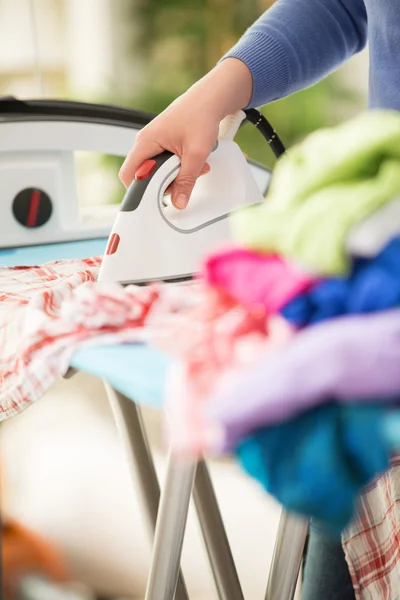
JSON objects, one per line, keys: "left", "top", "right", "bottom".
{"left": 223, "top": 0, "right": 368, "bottom": 108}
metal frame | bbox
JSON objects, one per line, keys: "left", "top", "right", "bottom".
{"left": 104, "top": 384, "right": 309, "bottom": 600}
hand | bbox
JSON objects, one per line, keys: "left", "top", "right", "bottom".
{"left": 119, "top": 58, "right": 253, "bottom": 209}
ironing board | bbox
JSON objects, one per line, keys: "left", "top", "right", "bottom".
{"left": 0, "top": 99, "right": 308, "bottom": 600}
{"left": 71, "top": 344, "right": 309, "bottom": 600}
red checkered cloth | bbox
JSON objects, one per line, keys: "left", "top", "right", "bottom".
{"left": 0, "top": 257, "right": 201, "bottom": 421}
{"left": 1, "top": 258, "right": 399, "bottom": 599}
{"left": 0, "top": 257, "right": 101, "bottom": 420}
{"left": 343, "top": 457, "right": 400, "bottom": 600}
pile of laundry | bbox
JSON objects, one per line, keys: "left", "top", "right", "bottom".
{"left": 159, "top": 110, "right": 400, "bottom": 534}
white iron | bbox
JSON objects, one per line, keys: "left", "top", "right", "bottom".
{"left": 99, "top": 111, "right": 269, "bottom": 284}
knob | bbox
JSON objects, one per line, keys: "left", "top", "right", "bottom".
{"left": 12, "top": 188, "right": 53, "bottom": 228}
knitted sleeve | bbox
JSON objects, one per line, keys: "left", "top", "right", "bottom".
{"left": 222, "top": 0, "right": 368, "bottom": 107}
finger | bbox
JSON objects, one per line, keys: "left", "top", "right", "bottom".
{"left": 119, "top": 138, "right": 163, "bottom": 188}
{"left": 165, "top": 162, "right": 210, "bottom": 197}
{"left": 171, "top": 150, "right": 209, "bottom": 209}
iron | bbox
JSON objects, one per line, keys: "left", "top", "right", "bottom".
{"left": 99, "top": 110, "right": 280, "bottom": 284}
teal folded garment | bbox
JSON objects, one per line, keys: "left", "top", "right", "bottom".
{"left": 235, "top": 403, "right": 390, "bottom": 536}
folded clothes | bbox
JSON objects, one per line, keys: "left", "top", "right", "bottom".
{"left": 236, "top": 403, "right": 390, "bottom": 535}
{"left": 281, "top": 236, "right": 400, "bottom": 326}
{"left": 347, "top": 196, "right": 400, "bottom": 259}
{"left": 230, "top": 111, "right": 400, "bottom": 275}
{"left": 206, "top": 309, "right": 400, "bottom": 452}
{"left": 203, "top": 246, "right": 319, "bottom": 314}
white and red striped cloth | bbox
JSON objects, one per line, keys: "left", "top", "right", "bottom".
{"left": 0, "top": 257, "right": 200, "bottom": 421}
{"left": 342, "top": 458, "right": 400, "bottom": 600}
{"left": 1, "top": 257, "right": 400, "bottom": 599}
{"left": 0, "top": 257, "right": 100, "bottom": 420}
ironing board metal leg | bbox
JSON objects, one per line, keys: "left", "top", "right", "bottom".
{"left": 144, "top": 459, "right": 197, "bottom": 600}
{"left": 103, "top": 382, "right": 159, "bottom": 528}
{"left": 264, "top": 512, "right": 309, "bottom": 600}
{"left": 103, "top": 383, "right": 190, "bottom": 600}
{"left": 193, "top": 461, "right": 244, "bottom": 600}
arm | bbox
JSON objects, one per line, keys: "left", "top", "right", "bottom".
{"left": 223, "top": 0, "right": 368, "bottom": 107}
{"left": 120, "top": 0, "right": 368, "bottom": 205}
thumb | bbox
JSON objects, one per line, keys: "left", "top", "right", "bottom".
{"left": 172, "top": 149, "right": 208, "bottom": 209}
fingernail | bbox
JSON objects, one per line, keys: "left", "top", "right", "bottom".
{"left": 175, "top": 194, "right": 188, "bottom": 209}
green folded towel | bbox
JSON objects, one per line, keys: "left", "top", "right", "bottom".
{"left": 231, "top": 111, "right": 400, "bottom": 275}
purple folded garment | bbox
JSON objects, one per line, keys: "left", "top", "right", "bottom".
{"left": 206, "top": 309, "right": 400, "bottom": 451}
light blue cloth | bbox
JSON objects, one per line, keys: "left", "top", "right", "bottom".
{"left": 71, "top": 344, "right": 168, "bottom": 408}
{"left": 0, "top": 238, "right": 107, "bottom": 267}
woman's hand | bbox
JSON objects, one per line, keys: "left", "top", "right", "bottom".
{"left": 119, "top": 58, "right": 253, "bottom": 209}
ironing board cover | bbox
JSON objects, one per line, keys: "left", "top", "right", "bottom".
{"left": 71, "top": 344, "right": 167, "bottom": 407}
{"left": 0, "top": 239, "right": 107, "bottom": 267}
{"left": 0, "top": 252, "right": 400, "bottom": 600}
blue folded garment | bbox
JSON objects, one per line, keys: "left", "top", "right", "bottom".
{"left": 235, "top": 403, "right": 390, "bottom": 536}
{"left": 281, "top": 237, "right": 400, "bottom": 326}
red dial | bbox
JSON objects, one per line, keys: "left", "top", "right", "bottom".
{"left": 12, "top": 188, "right": 53, "bottom": 228}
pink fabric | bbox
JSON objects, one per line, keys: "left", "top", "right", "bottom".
{"left": 203, "top": 246, "right": 320, "bottom": 313}
{"left": 157, "top": 288, "right": 294, "bottom": 456}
